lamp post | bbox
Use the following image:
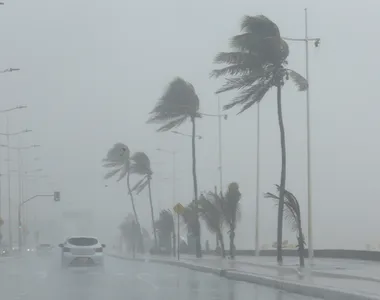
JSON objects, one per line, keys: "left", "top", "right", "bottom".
{"left": 282, "top": 8, "right": 320, "bottom": 265}
{"left": 198, "top": 97, "right": 228, "bottom": 195}
{"left": 171, "top": 131, "right": 202, "bottom": 140}
{"left": 0, "top": 144, "right": 40, "bottom": 250}
{"left": 0, "top": 128, "right": 31, "bottom": 249}
{"left": 0, "top": 68, "right": 20, "bottom": 74}
{"left": 0, "top": 105, "right": 27, "bottom": 249}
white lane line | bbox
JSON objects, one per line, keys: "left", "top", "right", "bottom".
{"left": 136, "top": 273, "right": 159, "bottom": 290}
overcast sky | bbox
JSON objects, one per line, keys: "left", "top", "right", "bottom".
{"left": 0, "top": 0, "right": 379, "bottom": 250}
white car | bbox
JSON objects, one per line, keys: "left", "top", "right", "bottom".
{"left": 59, "top": 236, "right": 105, "bottom": 268}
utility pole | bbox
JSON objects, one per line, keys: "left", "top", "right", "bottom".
{"left": 282, "top": 8, "right": 320, "bottom": 265}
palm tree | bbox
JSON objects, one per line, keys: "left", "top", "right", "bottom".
{"left": 220, "top": 182, "right": 241, "bottom": 259}
{"left": 147, "top": 77, "right": 202, "bottom": 258}
{"left": 119, "top": 214, "right": 139, "bottom": 257}
{"left": 103, "top": 143, "right": 144, "bottom": 252}
{"left": 155, "top": 209, "right": 175, "bottom": 254}
{"left": 211, "top": 15, "right": 308, "bottom": 264}
{"left": 198, "top": 193, "right": 226, "bottom": 257}
{"left": 129, "top": 152, "right": 158, "bottom": 250}
{"left": 265, "top": 185, "right": 306, "bottom": 267}
{"left": 181, "top": 201, "right": 201, "bottom": 256}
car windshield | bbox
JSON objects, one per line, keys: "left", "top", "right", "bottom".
{"left": 67, "top": 237, "right": 98, "bottom": 246}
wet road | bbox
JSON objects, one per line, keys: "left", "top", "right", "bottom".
{"left": 1, "top": 252, "right": 320, "bottom": 300}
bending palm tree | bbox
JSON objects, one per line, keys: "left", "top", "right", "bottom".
{"left": 130, "top": 152, "right": 158, "bottom": 250}
{"left": 265, "top": 185, "right": 306, "bottom": 267}
{"left": 198, "top": 193, "right": 226, "bottom": 257}
{"left": 211, "top": 15, "right": 308, "bottom": 264}
{"left": 147, "top": 77, "right": 202, "bottom": 258}
{"left": 220, "top": 183, "right": 241, "bottom": 259}
{"left": 103, "top": 143, "right": 143, "bottom": 252}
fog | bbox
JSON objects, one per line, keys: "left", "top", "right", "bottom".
{"left": 0, "top": 0, "right": 379, "bottom": 251}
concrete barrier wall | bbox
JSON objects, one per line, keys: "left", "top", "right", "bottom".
{"left": 225, "top": 249, "right": 380, "bottom": 261}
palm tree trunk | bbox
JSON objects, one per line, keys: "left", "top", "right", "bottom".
{"left": 298, "top": 216, "right": 305, "bottom": 268}
{"left": 148, "top": 178, "right": 158, "bottom": 250}
{"left": 229, "top": 226, "right": 236, "bottom": 259}
{"left": 276, "top": 85, "right": 286, "bottom": 265}
{"left": 191, "top": 116, "right": 202, "bottom": 258}
{"left": 218, "top": 231, "right": 225, "bottom": 258}
{"left": 127, "top": 172, "right": 144, "bottom": 253}
{"left": 127, "top": 172, "right": 139, "bottom": 224}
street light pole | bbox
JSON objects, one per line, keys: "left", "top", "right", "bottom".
{"left": 282, "top": 8, "right": 320, "bottom": 265}
{"left": 217, "top": 97, "right": 223, "bottom": 194}
{"left": 6, "top": 116, "right": 12, "bottom": 248}
{"left": 255, "top": 103, "right": 261, "bottom": 257}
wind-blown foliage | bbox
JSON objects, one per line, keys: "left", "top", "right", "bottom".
{"left": 155, "top": 209, "right": 175, "bottom": 254}
{"left": 198, "top": 193, "right": 226, "bottom": 257}
{"left": 147, "top": 77, "right": 202, "bottom": 258}
{"left": 119, "top": 214, "right": 142, "bottom": 256}
{"left": 129, "top": 152, "right": 158, "bottom": 250}
{"left": 265, "top": 185, "right": 306, "bottom": 267}
{"left": 221, "top": 182, "right": 241, "bottom": 259}
{"left": 212, "top": 15, "right": 307, "bottom": 264}
{"left": 147, "top": 77, "right": 200, "bottom": 131}
{"left": 103, "top": 143, "right": 144, "bottom": 253}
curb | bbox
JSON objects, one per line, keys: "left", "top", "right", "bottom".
{"left": 230, "top": 259, "right": 380, "bottom": 284}
{"left": 107, "top": 253, "right": 380, "bottom": 300}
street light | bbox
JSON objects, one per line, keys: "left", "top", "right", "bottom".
{"left": 282, "top": 8, "right": 320, "bottom": 265}
{"left": 171, "top": 131, "right": 202, "bottom": 140}
{"left": 0, "top": 105, "right": 28, "bottom": 248}
{"left": 0, "top": 144, "right": 40, "bottom": 241}
{"left": 0, "top": 68, "right": 20, "bottom": 74}
{"left": 196, "top": 97, "right": 228, "bottom": 196}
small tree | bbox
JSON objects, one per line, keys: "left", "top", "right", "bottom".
{"left": 265, "top": 185, "right": 306, "bottom": 267}
{"left": 221, "top": 182, "right": 241, "bottom": 259}
{"left": 198, "top": 193, "right": 226, "bottom": 257}
{"left": 155, "top": 209, "right": 174, "bottom": 254}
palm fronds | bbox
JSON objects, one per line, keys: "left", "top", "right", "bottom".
{"left": 102, "top": 143, "right": 130, "bottom": 181}
{"left": 212, "top": 15, "right": 307, "bottom": 114}
{"left": 147, "top": 77, "right": 200, "bottom": 131}
{"left": 265, "top": 184, "right": 300, "bottom": 232}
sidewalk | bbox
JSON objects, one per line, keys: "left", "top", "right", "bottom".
{"left": 178, "top": 255, "right": 380, "bottom": 297}
{"left": 109, "top": 251, "right": 380, "bottom": 299}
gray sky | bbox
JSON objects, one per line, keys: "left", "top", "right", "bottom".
{"left": 0, "top": 0, "right": 379, "bottom": 249}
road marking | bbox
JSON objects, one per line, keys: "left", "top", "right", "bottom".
{"left": 136, "top": 273, "right": 159, "bottom": 290}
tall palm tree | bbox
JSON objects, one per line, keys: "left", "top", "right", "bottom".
{"left": 198, "top": 193, "right": 226, "bottom": 257}
{"left": 147, "top": 77, "right": 202, "bottom": 258}
{"left": 265, "top": 185, "right": 306, "bottom": 268}
{"left": 220, "top": 182, "right": 241, "bottom": 259}
{"left": 103, "top": 143, "right": 144, "bottom": 252}
{"left": 211, "top": 15, "right": 308, "bottom": 264}
{"left": 129, "top": 151, "right": 158, "bottom": 250}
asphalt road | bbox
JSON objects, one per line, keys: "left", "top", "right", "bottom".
{"left": 0, "top": 252, "right": 320, "bottom": 300}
